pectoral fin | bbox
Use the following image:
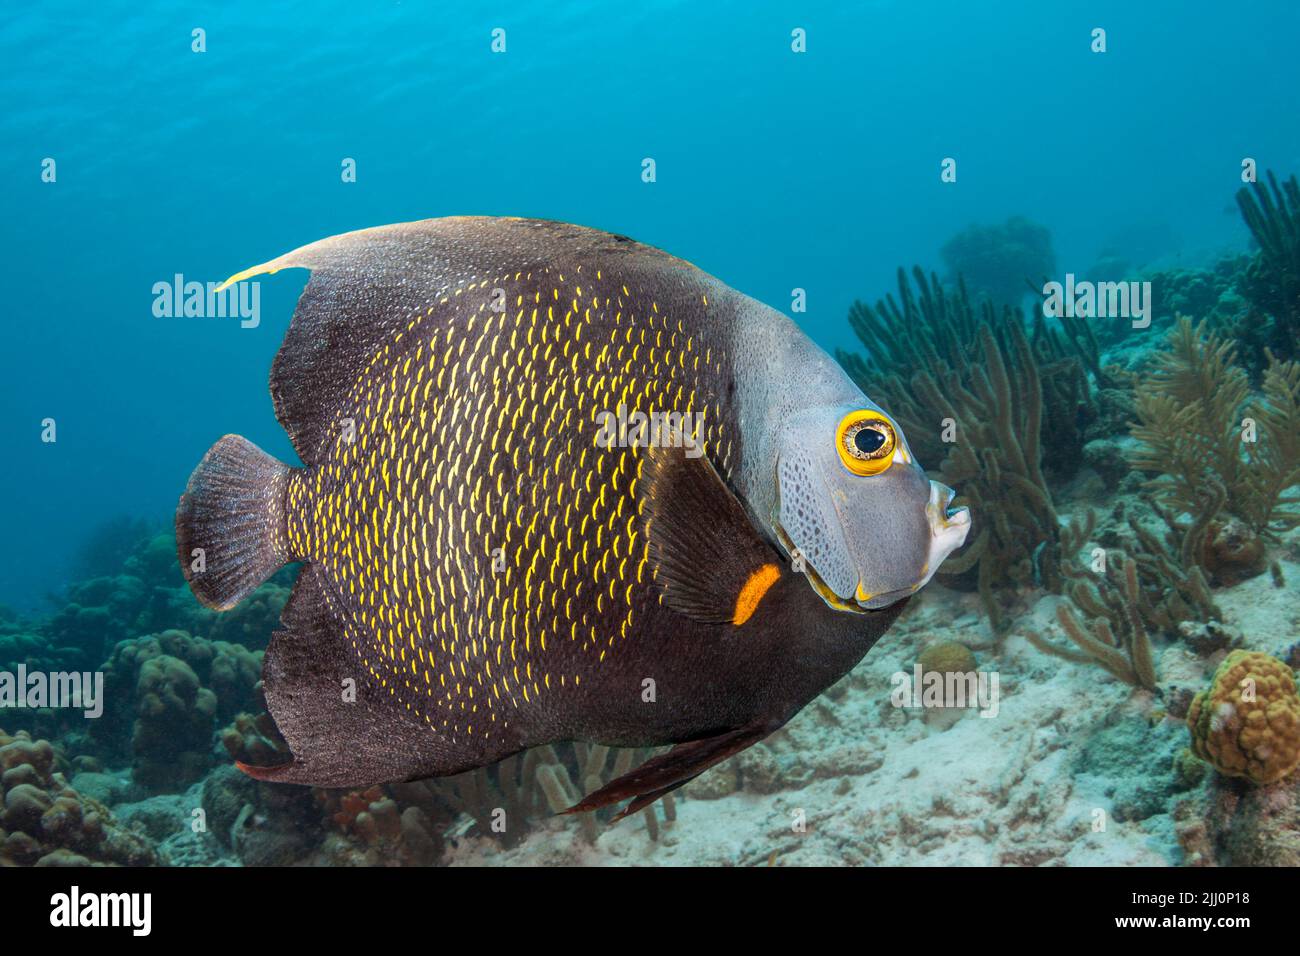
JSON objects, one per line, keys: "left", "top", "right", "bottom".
{"left": 563, "top": 721, "right": 781, "bottom": 820}
{"left": 641, "top": 446, "right": 783, "bottom": 626}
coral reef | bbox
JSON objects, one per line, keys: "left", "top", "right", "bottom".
{"left": 132, "top": 655, "right": 217, "bottom": 791}
{"left": 1187, "top": 650, "right": 1300, "bottom": 785}
{"left": 939, "top": 216, "right": 1055, "bottom": 307}
{"left": 94, "top": 629, "right": 262, "bottom": 791}
{"left": 1027, "top": 492, "right": 1232, "bottom": 688}
{"left": 1236, "top": 172, "right": 1300, "bottom": 363}
{"left": 432, "top": 742, "right": 675, "bottom": 848}
{"left": 1144, "top": 256, "right": 1251, "bottom": 339}
{"left": 314, "top": 784, "right": 444, "bottom": 866}
{"left": 1109, "top": 500, "right": 1222, "bottom": 635}
{"left": 1129, "top": 317, "right": 1300, "bottom": 575}
{"left": 1, "top": 728, "right": 157, "bottom": 866}
{"left": 1030, "top": 556, "right": 1157, "bottom": 691}
{"left": 45, "top": 532, "right": 289, "bottom": 665}
{"left": 199, "top": 764, "right": 320, "bottom": 866}
{"left": 839, "top": 268, "right": 1105, "bottom": 631}
{"left": 4, "top": 181, "right": 1299, "bottom": 869}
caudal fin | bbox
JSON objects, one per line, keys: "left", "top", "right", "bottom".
{"left": 175, "top": 434, "right": 293, "bottom": 610}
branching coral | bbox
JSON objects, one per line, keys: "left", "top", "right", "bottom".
{"left": 1039, "top": 559, "right": 1157, "bottom": 691}
{"left": 839, "top": 269, "right": 1101, "bottom": 630}
{"left": 432, "top": 742, "right": 675, "bottom": 848}
{"left": 1123, "top": 501, "right": 1222, "bottom": 629}
{"left": 1028, "top": 494, "right": 1226, "bottom": 685}
{"left": 1130, "top": 317, "right": 1249, "bottom": 513}
{"left": 1243, "top": 355, "right": 1300, "bottom": 533}
{"left": 1130, "top": 317, "right": 1300, "bottom": 572}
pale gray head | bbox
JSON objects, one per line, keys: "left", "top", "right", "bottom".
{"left": 773, "top": 403, "right": 970, "bottom": 611}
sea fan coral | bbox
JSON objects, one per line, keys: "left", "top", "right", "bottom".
{"left": 839, "top": 269, "right": 1097, "bottom": 630}
{"left": 1237, "top": 172, "right": 1300, "bottom": 362}
{"left": 1130, "top": 317, "right": 1300, "bottom": 554}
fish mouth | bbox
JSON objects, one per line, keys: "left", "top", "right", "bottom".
{"left": 774, "top": 480, "right": 971, "bottom": 614}
{"left": 853, "top": 582, "right": 921, "bottom": 611}
{"left": 919, "top": 481, "right": 971, "bottom": 590}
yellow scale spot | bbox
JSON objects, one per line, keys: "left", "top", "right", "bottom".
{"left": 293, "top": 268, "right": 731, "bottom": 742}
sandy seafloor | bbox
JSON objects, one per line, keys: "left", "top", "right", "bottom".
{"left": 430, "top": 519, "right": 1300, "bottom": 867}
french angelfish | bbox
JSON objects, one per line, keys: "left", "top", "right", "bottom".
{"left": 175, "top": 218, "right": 971, "bottom": 818}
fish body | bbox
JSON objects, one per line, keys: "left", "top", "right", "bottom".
{"left": 176, "top": 218, "right": 969, "bottom": 813}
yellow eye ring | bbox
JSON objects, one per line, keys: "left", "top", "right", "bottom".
{"left": 835, "top": 410, "right": 898, "bottom": 476}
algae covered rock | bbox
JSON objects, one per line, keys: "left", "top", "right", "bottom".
{"left": 1076, "top": 713, "right": 1183, "bottom": 822}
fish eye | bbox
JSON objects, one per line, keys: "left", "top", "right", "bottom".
{"left": 835, "top": 411, "right": 897, "bottom": 476}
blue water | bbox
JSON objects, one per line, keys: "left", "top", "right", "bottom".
{"left": 2, "top": 0, "right": 1297, "bottom": 607}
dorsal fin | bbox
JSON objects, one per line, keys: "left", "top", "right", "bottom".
{"left": 641, "top": 445, "right": 784, "bottom": 625}
{"left": 217, "top": 217, "right": 695, "bottom": 463}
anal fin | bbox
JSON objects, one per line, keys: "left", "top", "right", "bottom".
{"left": 241, "top": 564, "right": 440, "bottom": 788}
{"left": 641, "top": 446, "right": 784, "bottom": 626}
{"left": 563, "top": 721, "right": 780, "bottom": 820}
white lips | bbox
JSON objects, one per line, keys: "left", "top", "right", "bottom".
{"left": 917, "top": 481, "right": 971, "bottom": 591}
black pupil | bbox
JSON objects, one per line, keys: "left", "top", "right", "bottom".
{"left": 854, "top": 426, "right": 886, "bottom": 455}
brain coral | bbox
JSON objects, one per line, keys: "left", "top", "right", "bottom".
{"left": 917, "top": 641, "right": 977, "bottom": 676}
{"left": 1188, "top": 650, "right": 1300, "bottom": 784}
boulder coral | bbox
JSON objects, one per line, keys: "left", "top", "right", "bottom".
{"left": 200, "top": 764, "right": 320, "bottom": 866}
{"left": 0, "top": 728, "right": 156, "bottom": 866}
{"left": 132, "top": 654, "right": 217, "bottom": 791}
{"left": 916, "top": 641, "right": 978, "bottom": 710}
{"left": 938, "top": 215, "right": 1056, "bottom": 308}
{"left": 95, "top": 629, "right": 262, "bottom": 791}
{"left": 1187, "top": 650, "right": 1300, "bottom": 784}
